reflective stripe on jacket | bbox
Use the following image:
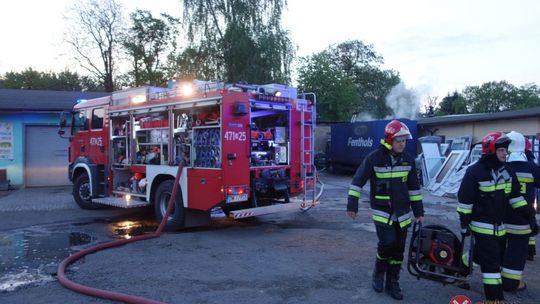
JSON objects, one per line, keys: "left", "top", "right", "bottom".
{"left": 457, "top": 159, "right": 530, "bottom": 235}
{"left": 347, "top": 145, "right": 424, "bottom": 229}
{"left": 505, "top": 161, "right": 540, "bottom": 229}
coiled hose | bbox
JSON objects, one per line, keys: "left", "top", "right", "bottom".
{"left": 57, "top": 162, "right": 184, "bottom": 304}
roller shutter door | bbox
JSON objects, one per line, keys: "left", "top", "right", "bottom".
{"left": 25, "top": 125, "right": 70, "bottom": 186}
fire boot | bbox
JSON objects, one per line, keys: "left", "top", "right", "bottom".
{"left": 372, "top": 259, "right": 387, "bottom": 292}
{"left": 385, "top": 264, "right": 403, "bottom": 300}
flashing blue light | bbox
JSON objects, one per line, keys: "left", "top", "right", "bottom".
{"left": 76, "top": 99, "right": 88, "bottom": 104}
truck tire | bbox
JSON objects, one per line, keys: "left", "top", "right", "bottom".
{"left": 154, "top": 180, "right": 185, "bottom": 231}
{"left": 73, "top": 173, "right": 102, "bottom": 209}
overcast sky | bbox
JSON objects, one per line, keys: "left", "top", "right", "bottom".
{"left": 1, "top": 0, "right": 539, "bottom": 104}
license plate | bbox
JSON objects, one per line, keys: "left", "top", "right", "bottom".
{"left": 226, "top": 194, "right": 248, "bottom": 203}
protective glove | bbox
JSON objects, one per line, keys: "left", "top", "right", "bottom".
{"left": 347, "top": 199, "right": 359, "bottom": 214}
{"left": 530, "top": 219, "right": 539, "bottom": 236}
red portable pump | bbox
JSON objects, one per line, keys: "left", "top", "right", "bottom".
{"left": 407, "top": 222, "right": 473, "bottom": 285}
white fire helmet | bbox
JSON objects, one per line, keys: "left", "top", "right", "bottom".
{"left": 507, "top": 130, "right": 527, "bottom": 162}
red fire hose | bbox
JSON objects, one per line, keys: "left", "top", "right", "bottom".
{"left": 57, "top": 162, "right": 184, "bottom": 304}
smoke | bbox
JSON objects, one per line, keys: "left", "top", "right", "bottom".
{"left": 385, "top": 81, "right": 421, "bottom": 120}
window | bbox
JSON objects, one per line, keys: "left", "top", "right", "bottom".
{"left": 435, "top": 153, "right": 460, "bottom": 183}
{"left": 72, "top": 110, "right": 89, "bottom": 135}
{"left": 426, "top": 150, "right": 468, "bottom": 191}
{"left": 92, "top": 108, "right": 104, "bottom": 129}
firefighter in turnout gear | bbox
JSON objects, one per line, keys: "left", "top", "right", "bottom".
{"left": 347, "top": 119, "right": 424, "bottom": 301}
{"left": 502, "top": 131, "right": 540, "bottom": 291}
{"left": 524, "top": 137, "right": 538, "bottom": 261}
{"left": 457, "top": 131, "right": 530, "bottom": 301}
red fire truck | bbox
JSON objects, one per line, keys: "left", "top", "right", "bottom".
{"left": 59, "top": 81, "right": 319, "bottom": 230}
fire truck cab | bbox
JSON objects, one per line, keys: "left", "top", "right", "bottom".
{"left": 61, "top": 81, "right": 319, "bottom": 230}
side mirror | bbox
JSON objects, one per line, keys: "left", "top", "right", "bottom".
{"left": 59, "top": 112, "right": 67, "bottom": 128}
{"left": 58, "top": 111, "right": 69, "bottom": 137}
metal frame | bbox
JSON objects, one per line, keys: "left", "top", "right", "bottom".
{"left": 407, "top": 222, "right": 474, "bottom": 285}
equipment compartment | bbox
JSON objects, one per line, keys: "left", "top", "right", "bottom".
{"left": 192, "top": 126, "right": 221, "bottom": 168}
{"left": 250, "top": 103, "right": 290, "bottom": 167}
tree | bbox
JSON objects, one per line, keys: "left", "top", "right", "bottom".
{"left": 462, "top": 81, "right": 519, "bottom": 113}
{"left": 435, "top": 91, "right": 468, "bottom": 115}
{"left": 122, "top": 10, "right": 180, "bottom": 86}
{"left": 166, "top": 45, "right": 220, "bottom": 81}
{"left": 443, "top": 81, "right": 540, "bottom": 114}
{"left": 422, "top": 96, "right": 437, "bottom": 117}
{"left": 297, "top": 52, "right": 358, "bottom": 121}
{"left": 180, "top": 0, "right": 294, "bottom": 84}
{"left": 297, "top": 40, "right": 401, "bottom": 121}
{"left": 64, "top": 0, "right": 125, "bottom": 92}
{"left": 0, "top": 68, "right": 103, "bottom": 91}
{"left": 1, "top": 68, "right": 45, "bottom": 89}
{"left": 514, "top": 83, "right": 540, "bottom": 109}
{"left": 319, "top": 41, "right": 400, "bottom": 117}
{"left": 79, "top": 75, "right": 105, "bottom": 91}
{"left": 358, "top": 67, "right": 401, "bottom": 118}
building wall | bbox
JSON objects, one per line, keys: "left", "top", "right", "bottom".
{"left": 419, "top": 116, "right": 540, "bottom": 143}
{"left": 0, "top": 113, "right": 62, "bottom": 186}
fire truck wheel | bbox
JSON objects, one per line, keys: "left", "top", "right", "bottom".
{"left": 154, "top": 180, "right": 185, "bottom": 230}
{"left": 73, "top": 173, "right": 102, "bottom": 209}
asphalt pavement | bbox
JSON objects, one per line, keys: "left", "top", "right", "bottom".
{"left": 0, "top": 186, "right": 75, "bottom": 211}
{"left": 0, "top": 174, "right": 538, "bottom": 304}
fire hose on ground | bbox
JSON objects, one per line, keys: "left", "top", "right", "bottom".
{"left": 57, "top": 162, "right": 185, "bottom": 304}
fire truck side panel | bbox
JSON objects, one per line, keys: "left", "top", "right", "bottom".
{"left": 145, "top": 165, "right": 189, "bottom": 207}
{"left": 221, "top": 92, "right": 251, "bottom": 191}
{"left": 187, "top": 168, "right": 224, "bottom": 210}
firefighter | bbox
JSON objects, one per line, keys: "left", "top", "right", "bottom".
{"left": 457, "top": 131, "right": 530, "bottom": 301}
{"left": 501, "top": 131, "right": 540, "bottom": 291}
{"left": 347, "top": 119, "right": 424, "bottom": 301}
{"left": 524, "top": 137, "right": 538, "bottom": 261}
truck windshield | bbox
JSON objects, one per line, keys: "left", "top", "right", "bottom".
{"left": 72, "top": 110, "right": 89, "bottom": 135}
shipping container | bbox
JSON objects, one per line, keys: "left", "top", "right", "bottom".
{"left": 328, "top": 119, "right": 417, "bottom": 172}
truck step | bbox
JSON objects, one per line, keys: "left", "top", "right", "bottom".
{"left": 92, "top": 196, "right": 151, "bottom": 208}
{"left": 229, "top": 199, "right": 319, "bottom": 219}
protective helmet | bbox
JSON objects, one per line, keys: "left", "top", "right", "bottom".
{"left": 507, "top": 131, "right": 527, "bottom": 162}
{"left": 384, "top": 119, "right": 412, "bottom": 144}
{"left": 524, "top": 137, "right": 535, "bottom": 160}
{"left": 525, "top": 137, "right": 532, "bottom": 152}
{"left": 481, "top": 131, "right": 510, "bottom": 155}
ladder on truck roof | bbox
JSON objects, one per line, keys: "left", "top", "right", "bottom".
{"left": 299, "top": 93, "right": 318, "bottom": 209}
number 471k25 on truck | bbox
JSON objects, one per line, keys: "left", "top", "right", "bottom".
{"left": 58, "top": 80, "right": 321, "bottom": 230}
